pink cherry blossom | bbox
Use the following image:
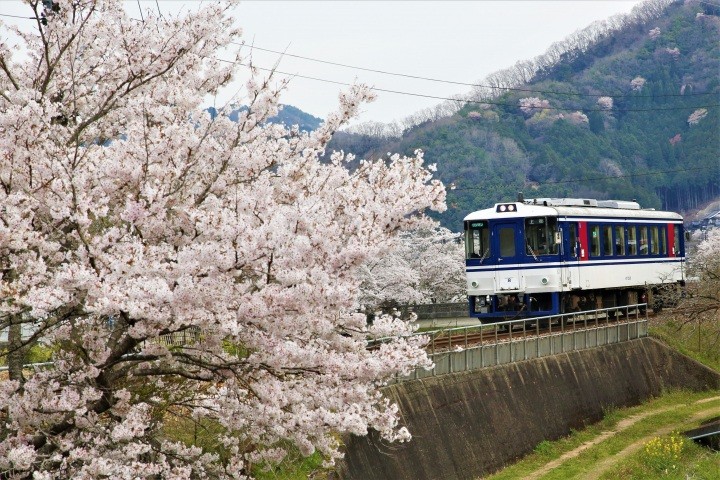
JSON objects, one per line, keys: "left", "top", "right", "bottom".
{"left": 631, "top": 76, "right": 646, "bottom": 91}
{"left": 0, "top": 1, "right": 445, "bottom": 477}
{"left": 687, "top": 108, "right": 708, "bottom": 125}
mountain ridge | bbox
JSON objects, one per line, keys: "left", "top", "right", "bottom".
{"left": 326, "top": 0, "right": 719, "bottom": 230}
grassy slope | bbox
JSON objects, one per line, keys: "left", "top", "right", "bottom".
{"left": 485, "top": 316, "right": 720, "bottom": 479}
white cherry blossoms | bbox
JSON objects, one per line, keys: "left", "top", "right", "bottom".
{"left": 0, "top": 1, "right": 445, "bottom": 477}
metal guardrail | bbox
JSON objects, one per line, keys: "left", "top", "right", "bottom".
{"left": 4, "top": 306, "right": 647, "bottom": 380}
{"left": 390, "top": 304, "right": 649, "bottom": 384}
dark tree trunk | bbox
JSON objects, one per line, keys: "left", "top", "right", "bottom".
{"left": 7, "top": 317, "right": 26, "bottom": 386}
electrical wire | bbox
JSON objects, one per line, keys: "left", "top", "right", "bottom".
{"left": 236, "top": 43, "right": 718, "bottom": 99}
{"left": 451, "top": 166, "right": 718, "bottom": 191}
{"left": 233, "top": 60, "right": 720, "bottom": 113}
{"left": 0, "top": 13, "right": 36, "bottom": 20}
{"left": 3, "top": 10, "right": 716, "bottom": 102}
{"left": 3, "top": 11, "right": 718, "bottom": 114}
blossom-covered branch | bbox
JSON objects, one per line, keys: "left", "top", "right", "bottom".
{"left": 0, "top": 1, "right": 445, "bottom": 477}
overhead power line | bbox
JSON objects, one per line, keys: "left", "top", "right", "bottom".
{"left": 4, "top": 10, "right": 717, "bottom": 102}
{"left": 0, "top": 13, "right": 37, "bottom": 20}
{"left": 237, "top": 42, "right": 718, "bottom": 99}
{"left": 4, "top": 12, "right": 718, "bottom": 113}
{"left": 452, "top": 166, "right": 716, "bottom": 191}
{"left": 234, "top": 60, "right": 720, "bottom": 114}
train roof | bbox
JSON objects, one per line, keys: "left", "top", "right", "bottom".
{"left": 464, "top": 198, "right": 683, "bottom": 222}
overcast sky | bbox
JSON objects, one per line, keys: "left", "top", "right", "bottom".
{"left": 2, "top": 0, "right": 644, "bottom": 124}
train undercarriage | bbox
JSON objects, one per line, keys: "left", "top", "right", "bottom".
{"left": 471, "top": 282, "right": 683, "bottom": 323}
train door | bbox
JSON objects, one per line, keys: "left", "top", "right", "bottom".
{"left": 561, "top": 222, "right": 581, "bottom": 291}
{"left": 492, "top": 220, "right": 523, "bottom": 293}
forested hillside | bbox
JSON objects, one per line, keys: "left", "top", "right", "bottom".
{"left": 209, "top": 103, "right": 322, "bottom": 131}
{"left": 328, "top": 0, "right": 719, "bottom": 231}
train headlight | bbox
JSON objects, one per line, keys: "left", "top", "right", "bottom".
{"left": 471, "top": 281, "right": 479, "bottom": 288}
{"left": 541, "top": 277, "right": 549, "bottom": 285}
{"left": 496, "top": 203, "right": 517, "bottom": 213}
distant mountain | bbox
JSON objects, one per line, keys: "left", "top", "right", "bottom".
{"left": 207, "top": 104, "right": 323, "bottom": 132}
{"left": 328, "top": 0, "right": 720, "bottom": 231}
{"left": 268, "top": 104, "right": 323, "bottom": 131}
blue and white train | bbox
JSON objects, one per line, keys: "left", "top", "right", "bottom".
{"left": 464, "top": 196, "right": 685, "bottom": 321}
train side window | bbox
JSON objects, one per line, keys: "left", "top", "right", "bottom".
{"left": 590, "top": 225, "right": 600, "bottom": 257}
{"left": 569, "top": 224, "right": 578, "bottom": 258}
{"left": 628, "top": 226, "right": 637, "bottom": 255}
{"left": 602, "top": 225, "right": 613, "bottom": 256}
{"left": 639, "top": 226, "right": 649, "bottom": 255}
{"left": 660, "top": 226, "right": 667, "bottom": 255}
{"left": 546, "top": 217, "right": 558, "bottom": 254}
{"left": 650, "top": 226, "right": 660, "bottom": 255}
{"left": 614, "top": 226, "right": 625, "bottom": 255}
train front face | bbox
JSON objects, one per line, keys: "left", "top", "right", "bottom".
{"left": 464, "top": 202, "right": 563, "bottom": 322}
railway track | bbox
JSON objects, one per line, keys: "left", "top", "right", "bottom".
{"left": 424, "top": 308, "right": 654, "bottom": 354}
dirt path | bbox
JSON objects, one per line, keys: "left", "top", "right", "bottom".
{"left": 584, "top": 405, "right": 720, "bottom": 480}
{"left": 523, "top": 395, "right": 720, "bottom": 480}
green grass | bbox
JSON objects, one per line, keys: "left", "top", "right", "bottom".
{"left": 252, "top": 450, "right": 327, "bottom": 480}
{"left": 649, "top": 315, "right": 720, "bottom": 372}
{"left": 486, "top": 391, "right": 720, "bottom": 480}
{"left": 486, "top": 315, "right": 720, "bottom": 480}
{"left": 0, "top": 343, "right": 54, "bottom": 367}
{"left": 161, "top": 412, "right": 332, "bottom": 479}
{"left": 601, "top": 432, "right": 719, "bottom": 480}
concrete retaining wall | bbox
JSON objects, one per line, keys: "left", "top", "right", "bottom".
{"left": 339, "top": 337, "right": 720, "bottom": 480}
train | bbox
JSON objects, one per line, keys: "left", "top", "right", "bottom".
{"left": 464, "top": 196, "right": 686, "bottom": 321}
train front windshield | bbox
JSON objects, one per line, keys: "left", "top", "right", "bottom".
{"left": 525, "top": 217, "right": 558, "bottom": 255}
{"left": 465, "top": 220, "right": 490, "bottom": 259}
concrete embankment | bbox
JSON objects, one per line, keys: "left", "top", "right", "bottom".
{"left": 338, "top": 337, "right": 720, "bottom": 480}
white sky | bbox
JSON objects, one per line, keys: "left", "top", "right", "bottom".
{"left": 1, "top": 0, "right": 643, "bottom": 124}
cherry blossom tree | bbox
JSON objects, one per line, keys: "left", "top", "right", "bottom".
{"left": 518, "top": 97, "right": 550, "bottom": 116}
{"left": 597, "top": 96, "right": 614, "bottom": 110}
{"left": 681, "top": 228, "right": 720, "bottom": 322}
{"left": 564, "top": 111, "right": 589, "bottom": 125}
{"left": 356, "top": 227, "right": 465, "bottom": 315}
{"left": 670, "top": 229, "right": 720, "bottom": 344}
{"left": 631, "top": 76, "right": 647, "bottom": 91}
{"left": 662, "top": 46, "right": 680, "bottom": 60}
{"left": 0, "top": 1, "right": 445, "bottom": 477}
{"left": 687, "top": 108, "right": 708, "bottom": 125}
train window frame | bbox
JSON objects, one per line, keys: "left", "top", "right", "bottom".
{"left": 628, "top": 226, "right": 638, "bottom": 256}
{"left": 614, "top": 225, "right": 626, "bottom": 256}
{"left": 639, "top": 226, "right": 649, "bottom": 255}
{"left": 524, "top": 217, "right": 558, "bottom": 256}
{"left": 650, "top": 226, "right": 660, "bottom": 255}
{"left": 602, "top": 225, "right": 613, "bottom": 256}
{"left": 568, "top": 223, "right": 578, "bottom": 258}
{"left": 660, "top": 226, "right": 667, "bottom": 255}
{"left": 589, "top": 224, "right": 601, "bottom": 257}
{"left": 465, "top": 220, "right": 490, "bottom": 260}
